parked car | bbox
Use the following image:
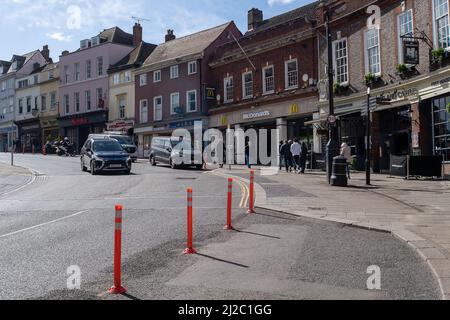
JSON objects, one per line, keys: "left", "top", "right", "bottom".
{"left": 149, "top": 137, "right": 203, "bottom": 170}
{"left": 81, "top": 137, "right": 132, "bottom": 175}
{"left": 88, "top": 132, "right": 138, "bottom": 162}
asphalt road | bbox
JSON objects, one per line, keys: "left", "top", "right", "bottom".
{"left": 0, "top": 153, "right": 441, "bottom": 300}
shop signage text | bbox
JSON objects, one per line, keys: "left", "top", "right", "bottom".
{"left": 71, "top": 118, "right": 89, "bottom": 126}
{"left": 21, "top": 124, "right": 40, "bottom": 131}
{"left": 243, "top": 110, "right": 271, "bottom": 120}
{"left": 431, "top": 76, "right": 450, "bottom": 87}
{"left": 379, "top": 87, "right": 418, "bottom": 103}
{"left": 206, "top": 88, "right": 216, "bottom": 100}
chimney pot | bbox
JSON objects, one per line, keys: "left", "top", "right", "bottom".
{"left": 165, "top": 29, "right": 176, "bottom": 42}
{"left": 248, "top": 8, "right": 263, "bottom": 31}
{"left": 42, "top": 45, "right": 50, "bottom": 61}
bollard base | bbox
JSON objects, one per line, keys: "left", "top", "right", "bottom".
{"left": 109, "top": 286, "right": 127, "bottom": 295}
{"left": 247, "top": 209, "right": 256, "bottom": 214}
{"left": 223, "top": 225, "right": 234, "bottom": 231}
{"left": 183, "top": 248, "right": 197, "bottom": 255}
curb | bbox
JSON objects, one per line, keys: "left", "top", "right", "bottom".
{"left": 0, "top": 162, "right": 42, "bottom": 198}
{"left": 214, "top": 168, "right": 448, "bottom": 301}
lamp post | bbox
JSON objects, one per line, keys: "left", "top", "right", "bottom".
{"left": 324, "top": 8, "right": 340, "bottom": 184}
{"left": 366, "top": 86, "right": 371, "bottom": 186}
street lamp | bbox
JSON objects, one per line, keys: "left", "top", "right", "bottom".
{"left": 323, "top": 5, "right": 341, "bottom": 184}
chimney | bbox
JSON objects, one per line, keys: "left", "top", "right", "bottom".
{"left": 61, "top": 50, "right": 69, "bottom": 56}
{"left": 42, "top": 45, "right": 50, "bottom": 61}
{"left": 248, "top": 8, "right": 263, "bottom": 31}
{"left": 165, "top": 29, "right": 176, "bottom": 42}
{"left": 133, "top": 23, "right": 143, "bottom": 46}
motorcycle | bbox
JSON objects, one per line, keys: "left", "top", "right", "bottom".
{"left": 56, "top": 140, "right": 76, "bottom": 157}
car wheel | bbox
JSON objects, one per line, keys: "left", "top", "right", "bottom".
{"left": 196, "top": 164, "right": 203, "bottom": 170}
{"left": 150, "top": 156, "right": 157, "bottom": 166}
{"left": 90, "top": 161, "right": 96, "bottom": 175}
{"left": 125, "top": 169, "right": 131, "bottom": 175}
{"left": 81, "top": 159, "right": 87, "bottom": 172}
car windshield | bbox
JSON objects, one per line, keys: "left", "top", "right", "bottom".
{"left": 111, "top": 136, "right": 133, "bottom": 145}
{"left": 93, "top": 140, "right": 124, "bottom": 152}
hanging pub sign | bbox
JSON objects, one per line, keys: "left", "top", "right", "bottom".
{"left": 403, "top": 40, "right": 420, "bottom": 65}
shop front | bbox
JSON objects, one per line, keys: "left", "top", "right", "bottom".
{"left": 0, "top": 122, "right": 17, "bottom": 152}
{"left": 16, "top": 118, "right": 42, "bottom": 153}
{"left": 58, "top": 110, "right": 108, "bottom": 153}
{"left": 209, "top": 97, "right": 317, "bottom": 164}
{"left": 40, "top": 117, "right": 60, "bottom": 147}
{"left": 106, "top": 119, "right": 135, "bottom": 135}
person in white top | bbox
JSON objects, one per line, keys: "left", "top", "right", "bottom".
{"left": 291, "top": 139, "right": 301, "bottom": 173}
{"left": 340, "top": 143, "right": 352, "bottom": 179}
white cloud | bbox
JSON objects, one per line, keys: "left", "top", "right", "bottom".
{"left": 267, "top": 0, "right": 296, "bottom": 6}
{"left": 46, "top": 32, "right": 72, "bottom": 42}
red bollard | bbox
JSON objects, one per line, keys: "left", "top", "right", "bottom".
{"left": 183, "top": 188, "right": 197, "bottom": 254}
{"left": 224, "top": 178, "right": 234, "bottom": 230}
{"left": 248, "top": 170, "right": 256, "bottom": 214}
{"left": 109, "top": 204, "right": 127, "bottom": 294}
{"left": 32, "top": 145, "right": 35, "bottom": 155}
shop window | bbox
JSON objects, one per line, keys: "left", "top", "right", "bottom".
{"left": 432, "top": 96, "right": 450, "bottom": 161}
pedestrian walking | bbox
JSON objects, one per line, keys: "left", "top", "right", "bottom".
{"left": 340, "top": 143, "right": 352, "bottom": 179}
{"left": 245, "top": 141, "right": 251, "bottom": 169}
{"left": 280, "top": 141, "right": 289, "bottom": 172}
{"left": 291, "top": 139, "right": 301, "bottom": 174}
{"left": 300, "top": 142, "right": 308, "bottom": 174}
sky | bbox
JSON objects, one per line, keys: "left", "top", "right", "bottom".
{"left": 0, "top": 0, "right": 314, "bottom": 62}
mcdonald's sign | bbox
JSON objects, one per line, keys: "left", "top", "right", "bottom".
{"left": 206, "top": 87, "right": 216, "bottom": 100}
{"left": 290, "top": 103, "right": 299, "bottom": 114}
{"left": 220, "top": 116, "right": 228, "bottom": 126}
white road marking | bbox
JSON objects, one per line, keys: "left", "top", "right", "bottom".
{"left": 0, "top": 210, "right": 89, "bottom": 239}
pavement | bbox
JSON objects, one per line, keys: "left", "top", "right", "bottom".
{"left": 0, "top": 153, "right": 443, "bottom": 300}
{"left": 214, "top": 166, "right": 450, "bottom": 300}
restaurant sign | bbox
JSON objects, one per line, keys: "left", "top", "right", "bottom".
{"left": 379, "top": 87, "right": 418, "bottom": 103}
{"left": 243, "top": 110, "right": 271, "bottom": 120}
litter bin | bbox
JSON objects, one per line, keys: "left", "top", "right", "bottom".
{"left": 331, "top": 156, "right": 348, "bottom": 187}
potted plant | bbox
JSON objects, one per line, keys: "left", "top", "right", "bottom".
{"left": 446, "top": 102, "right": 450, "bottom": 114}
{"left": 396, "top": 63, "right": 407, "bottom": 74}
{"left": 364, "top": 73, "right": 376, "bottom": 87}
{"left": 333, "top": 82, "right": 342, "bottom": 95}
{"left": 432, "top": 48, "right": 446, "bottom": 66}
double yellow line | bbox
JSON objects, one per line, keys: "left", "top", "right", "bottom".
{"left": 209, "top": 171, "right": 249, "bottom": 208}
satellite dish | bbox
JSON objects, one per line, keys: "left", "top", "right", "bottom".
{"left": 302, "top": 74, "right": 309, "bottom": 83}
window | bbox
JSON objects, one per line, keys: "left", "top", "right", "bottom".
{"left": 64, "top": 65, "right": 69, "bottom": 83}
{"left": 153, "top": 70, "right": 161, "bottom": 83}
{"left": 75, "top": 92, "right": 80, "bottom": 112}
{"left": 113, "top": 73, "right": 120, "bottom": 85}
{"left": 18, "top": 99, "right": 23, "bottom": 114}
{"left": 140, "top": 74, "right": 147, "bottom": 86}
{"left": 188, "top": 61, "right": 197, "bottom": 75}
{"left": 432, "top": 96, "right": 450, "bottom": 161}
{"left": 154, "top": 96, "right": 163, "bottom": 121}
{"left": 124, "top": 70, "right": 132, "bottom": 82}
{"left": 398, "top": 10, "right": 414, "bottom": 63}
{"left": 97, "top": 57, "right": 103, "bottom": 76}
{"left": 49, "top": 70, "right": 54, "bottom": 79}
{"left": 41, "top": 95, "right": 47, "bottom": 111}
{"left": 34, "top": 75, "right": 39, "bottom": 85}
{"left": 242, "top": 72, "right": 253, "bottom": 99}
{"left": 224, "top": 76, "right": 234, "bottom": 103}
{"left": 86, "top": 60, "right": 92, "bottom": 79}
{"left": 50, "top": 92, "right": 56, "bottom": 111}
{"left": 26, "top": 97, "right": 31, "bottom": 113}
{"left": 96, "top": 88, "right": 103, "bottom": 108}
{"left": 171, "top": 92, "right": 180, "bottom": 114}
{"left": 170, "top": 65, "right": 179, "bottom": 79}
{"left": 333, "top": 38, "right": 349, "bottom": 84}
{"left": 34, "top": 96, "right": 39, "bottom": 111}
{"left": 365, "top": 28, "right": 381, "bottom": 75}
{"left": 64, "top": 95, "right": 69, "bottom": 114}
{"left": 285, "top": 59, "right": 298, "bottom": 89}
{"left": 434, "top": 0, "right": 450, "bottom": 48}
{"left": 263, "top": 65, "right": 275, "bottom": 94}
{"left": 1, "top": 81, "right": 5, "bottom": 91}
{"left": 75, "top": 63, "right": 80, "bottom": 81}
{"left": 186, "top": 90, "right": 197, "bottom": 112}
{"left": 85, "top": 91, "right": 91, "bottom": 111}
{"left": 119, "top": 97, "right": 126, "bottom": 119}
{"left": 140, "top": 100, "right": 148, "bottom": 124}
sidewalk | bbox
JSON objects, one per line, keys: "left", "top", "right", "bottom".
{"left": 0, "top": 163, "right": 33, "bottom": 197}
{"left": 215, "top": 166, "right": 450, "bottom": 300}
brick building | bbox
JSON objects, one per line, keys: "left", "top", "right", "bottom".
{"left": 208, "top": 4, "right": 320, "bottom": 161}
{"left": 134, "top": 23, "right": 241, "bottom": 158}
{"left": 314, "top": 0, "right": 450, "bottom": 177}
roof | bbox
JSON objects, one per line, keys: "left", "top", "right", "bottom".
{"left": 109, "top": 42, "right": 156, "bottom": 72}
{"left": 99, "top": 27, "right": 134, "bottom": 46}
{"left": 143, "top": 22, "right": 233, "bottom": 67}
{"left": 245, "top": 1, "right": 319, "bottom": 36}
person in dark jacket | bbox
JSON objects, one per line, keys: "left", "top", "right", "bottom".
{"left": 300, "top": 142, "right": 308, "bottom": 174}
{"left": 279, "top": 141, "right": 285, "bottom": 170}
{"left": 280, "top": 141, "right": 292, "bottom": 173}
